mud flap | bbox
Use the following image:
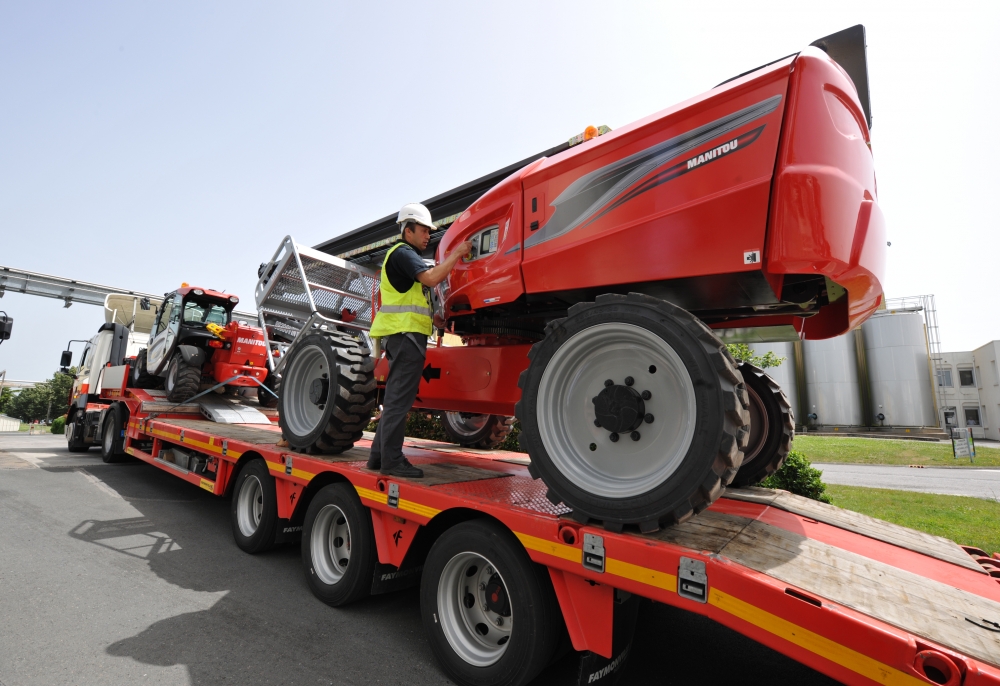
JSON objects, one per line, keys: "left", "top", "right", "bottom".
{"left": 370, "top": 560, "right": 423, "bottom": 595}
{"left": 574, "top": 590, "right": 641, "bottom": 686}
{"left": 273, "top": 519, "right": 302, "bottom": 544}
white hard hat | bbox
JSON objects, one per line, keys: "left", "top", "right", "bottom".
{"left": 398, "top": 203, "right": 435, "bottom": 230}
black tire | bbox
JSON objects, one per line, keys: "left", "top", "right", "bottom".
{"left": 66, "top": 414, "right": 90, "bottom": 453}
{"left": 164, "top": 353, "right": 202, "bottom": 403}
{"left": 420, "top": 520, "right": 561, "bottom": 686}
{"left": 257, "top": 373, "right": 279, "bottom": 409}
{"left": 130, "top": 349, "right": 160, "bottom": 389}
{"left": 301, "top": 482, "right": 378, "bottom": 607}
{"left": 730, "top": 363, "right": 794, "bottom": 487}
{"left": 100, "top": 404, "right": 128, "bottom": 463}
{"left": 229, "top": 459, "right": 279, "bottom": 554}
{"left": 515, "top": 292, "right": 749, "bottom": 531}
{"left": 440, "top": 413, "right": 515, "bottom": 449}
{"left": 277, "top": 332, "right": 376, "bottom": 454}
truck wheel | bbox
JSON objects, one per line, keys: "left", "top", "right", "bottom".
{"left": 301, "top": 482, "right": 377, "bottom": 607}
{"left": 130, "top": 349, "right": 160, "bottom": 389}
{"left": 420, "top": 520, "right": 561, "bottom": 686}
{"left": 730, "top": 363, "right": 794, "bottom": 487}
{"left": 516, "top": 293, "right": 749, "bottom": 531}
{"left": 278, "top": 332, "right": 376, "bottom": 454}
{"left": 257, "top": 373, "right": 279, "bottom": 409}
{"left": 164, "top": 353, "right": 202, "bottom": 403}
{"left": 440, "top": 413, "right": 514, "bottom": 449}
{"left": 230, "top": 459, "right": 279, "bottom": 554}
{"left": 100, "top": 404, "right": 128, "bottom": 463}
{"left": 66, "top": 414, "right": 90, "bottom": 453}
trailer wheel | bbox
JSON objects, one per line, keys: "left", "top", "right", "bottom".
{"left": 230, "top": 459, "right": 279, "bottom": 554}
{"left": 516, "top": 293, "right": 749, "bottom": 530}
{"left": 164, "top": 353, "right": 202, "bottom": 403}
{"left": 421, "top": 520, "right": 561, "bottom": 686}
{"left": 278, "top": 332, "right": 376, "bottom": 454}
{"left": 257, "top": 373, "right": 279, "bottom": 409}
{"left": 130, "top": 349, "right": 160, "bottom": 389}
{"left": 301, "top": 482, "right": 377, "bottom": 607}
{"left": 100, "top": 404, "right": 128, "bottom": 463}
{"left": 730, "top": 363, "right": 794, "bottom": 487}
{"left": 440, "top": 413, "right": 514, "bottom": 449}
{"left": 66, "top": 414, "right": 90, "bottom": 453}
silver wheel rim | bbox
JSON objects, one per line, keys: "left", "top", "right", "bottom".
{"left": 166, "top": 360, "right": 177, "bottom": 392}
{"left": 102, "top": 419, "right": 114, "bottom": 453}
{"left": 66, "top": 422, "right": 75, "bottom": 444}
{"left": 537, "top": 322, "right": 697, "bottom": 498}
{"left": 237, "top": 475, "right": 263, "bottom": 537}
{"left": 282, "top": 344, "right": 328, "bottom": 437}
{"left": 311, "top": 504, "right": 352, "bottom": 585}
{"left": 437, "top": 552, "right": 512, "bottom": 667}
{"left": 743, "top": 385, "right": 768, "bottom": 465}
{"left": 443, "top": 412, "right": 489, "bottom": 438}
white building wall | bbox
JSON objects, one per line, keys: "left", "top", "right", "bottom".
{"left": 937, "top": 350, "right": 986, "bottom": 439}
{"left": 0, "top": 415, "right": 20, "bottom": 432}
{"left": 972, "top": 341, "right": 1000, "bottom": 441}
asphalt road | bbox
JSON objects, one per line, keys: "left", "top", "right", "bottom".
{"left": 815, "top": 462, "right": 1000, "bottom": 501}
{"left": 0, "top": 433, "right": 836, "bottom": 686}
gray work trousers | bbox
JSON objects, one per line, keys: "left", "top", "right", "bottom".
{"left": 369, "top": 333, "right": 426, "bottom": 469}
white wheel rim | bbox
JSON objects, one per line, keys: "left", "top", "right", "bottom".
{"left": 437, "top": 552, "right": 512, "bottom": 667}
{"left": 443, "top": 412, "right": 489, "bottom": 438}
{"left": 103, "top": 420, "right": 114, "bottom": 453}
{"left": 742, "top": 384, "right": 768, "bottom": 465}
{"left": 311, "top": 504, "right": 352, "bottom": 584}
{"left": 237, "top": 475, "right": 263, "bottom": 537}
{"left": 537, "top": 322, "right": 697, "bottom": 498}
{"left": 282, "top": 344, "right": 328, "bottom": 438}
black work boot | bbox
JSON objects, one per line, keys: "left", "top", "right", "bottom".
{"left": 366, "top": 456, "right": 381, "bottom": 470}
{"left": 381, "top": 458, "right": 423, "bottom": 478}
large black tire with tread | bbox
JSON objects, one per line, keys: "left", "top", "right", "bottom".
{"left": 301, "top": 482, "right": 378, "bottom": 607}
{"left": 230, "top": 459, "right": 279, "bottom": 554}
{"left": 730, "top": 362, "right": 794, "bottom": 487}
{"left": 278, "top": 332, "right": 376, "bottom": 454}
{"left": 130, "top": 349, "right": 160, "bottom": 389}
{"left": 440, "top": 413, "right": 515, "bottom": 449}
{"left": 257, "top": 373, "right": 279, "bottom": 409}
{"left": 164, "top": 353, "right": 202, "bottom": 403}
{"left": 100, "top": 403, "right": 128, "bottom": 463}
{"left": 66, "top": 413, "right": 90, "bottom": 453}
{"left": 420, "top": 520, "right": 562, "bottom": 686}
{"left": 515, "top": 292, "right": 750, "bottom": 531}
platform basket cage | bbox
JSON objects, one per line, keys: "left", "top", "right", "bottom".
{"left": 255, "top": 235, "right": 379, "bottom": 374}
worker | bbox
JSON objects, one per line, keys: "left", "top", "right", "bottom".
{"left": 366, "top": 203, "right": 472, "bottom": 478}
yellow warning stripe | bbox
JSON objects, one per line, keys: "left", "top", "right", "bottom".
{"left": 264, "top": 460, "right": 315, "bottom": 481}
{"left": 147, "top": 427, "right": 243, "bottom": 459}
{"left": 355, "top": 485, "right": 388, "bottom": 505}
{"left": 515, "top": 532, "right": 583, "bottom": 563}
{"left": 605, "top": 557, "right": 677, "bottom": 592}
{"left": 709, "top": 589, "right": 925, "bottom": 686}
{"left": 398, "top": 498, "right": 441, "bottom": 518}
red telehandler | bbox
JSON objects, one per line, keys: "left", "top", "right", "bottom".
{"left": 262, "top": 25, "right": 883, "bottom": 533}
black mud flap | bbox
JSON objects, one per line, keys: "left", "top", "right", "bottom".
{"left": 574, "top": 590, "right": 641, "bottom": 686}
{"left": 273, "top": 520, "right": 302, "bottom": 544}
{"left": 370, "top": 560, "right": 424, "bottom": 595}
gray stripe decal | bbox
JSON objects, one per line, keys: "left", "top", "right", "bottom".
{"left": 378, "top": 304, "right": 432, "bottom": 315}
{"left": 504, "top": 243, "right": 521, "bottom": 255}
{"left": 524, "top": 94, "right": 782, "bottom": 249}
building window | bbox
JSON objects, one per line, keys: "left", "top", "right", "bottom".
{"left": 937, "top": 369, "right": 953, "bottom": 387}
{"left": 965, "top": 407, "right": 981, "bottom": 426}
{"left": 959, "top": 369, "right": 976, "bottom": 387}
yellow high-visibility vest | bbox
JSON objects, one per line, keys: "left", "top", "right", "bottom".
{"left": 370, "top": 242, "right": 433, "bottom": 338}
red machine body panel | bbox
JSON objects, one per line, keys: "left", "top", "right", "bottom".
{"left": 204, "top": 320, "right": 270, "bottom": 387}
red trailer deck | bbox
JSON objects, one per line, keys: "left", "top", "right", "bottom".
{"left": 102, "top": 381, "right": 1000, "bottom": 686}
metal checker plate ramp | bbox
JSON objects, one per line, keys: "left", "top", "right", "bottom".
{"left": 260, "top": 250, "right": 378, "bottom": 328}
{"left": 433, "top": 474, "right": 572, "bottom": 517}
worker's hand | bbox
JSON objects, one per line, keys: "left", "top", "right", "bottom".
{"left": 454, "top": 240, "right": 473, "bottom": 259}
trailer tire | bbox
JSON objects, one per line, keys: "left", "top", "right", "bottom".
{"left": 440, "top": 413, "right": 514, "bottom": 449}
{"left": 66, "top": 414, "right": 90, "bottom": 453}
{"left": 421, "top": 520, "right": 561, "bottom": 686}
{"left": 515, "top": 292, "right": 749, "bottom": 530}
{"left": 730, "top": 363, "right": 794, "bottom": 487}
{"left": 301, "top": 482, "right": 377, "bottom": 607}
{"left": 230, "top": 459, "right": 279, "bottom": 554}
{"left": 130, "top": 349, "right": 160, "bottom": 389}
{"left": 164, "top": 353, "right": 202, "bottom": 403}
{"left": 278, "top": 332, "right": 376, "bottom": 454}
{"left": 100, "top": 404, "right": 128, "bottom": 463}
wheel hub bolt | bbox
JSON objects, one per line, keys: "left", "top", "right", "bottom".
{"left": 624, "top": 376, "right": 634, "bottom": 386}
{"left": 645, "top": 413, "right": 654, "bottom": 424}
{"left": 594, "top": 419, "right": 601, "bottom": 427}
{"left": 479, "top": 583, "right": 486, "bottom": 591}
{"left": 609, "top": 432, "right": 619, "bottom": 442}
{"left": 604, "top": 379, "right": 614, "bottom": 387}
{"left": 631, "top": 431, "right": 641, "bottom": 441}
{"left": 641, "top": 390, "right": 651, "bottom": 400}
{"left": 496, "top": 617, "right": 504, "bottom": 626}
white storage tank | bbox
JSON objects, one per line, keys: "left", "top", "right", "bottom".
{"left": 803, "top": 334, "right": 864, "bottom": 426}
{"left": 747, "top": 342, "right": 798, "bottom": 420}
{"left": 862, "top": 312, "right": 937, "bottom": 427}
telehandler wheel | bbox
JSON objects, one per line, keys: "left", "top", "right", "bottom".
{"left": 100, "top": 404, "right": 128, "bottom": 463}
{"left": 66, "top": 414, "right": 90, "bottom": 453}
{"left": 440, "top": 413, "right": 514, "bottom": 449}
{"left": 130, "top": 349, "right": 160, "bottom": 389}
{"left": 164, "top": 353, "right": 202, "bottom": 403}
{"left": 230, "top": 459, "right": 279, "bottom": 554}
{"left": 515, "top": 293, "right": 749, "bottom": 531}
{"left": 301, "top": 482, "right": 377, "bottom": 607}
{"left": 420, "top": 520, "right": 561, "bottom": 686}
{"left": 730, "top": 363, "right": 794, "bottom": 487}
{"left": 277, "top": 332, "right": 377, "bottom": 454}
{"left": 257, "top": 373, "right": 279, "bottom": 409}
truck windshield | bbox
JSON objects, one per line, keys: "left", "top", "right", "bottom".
{"left": 182, "top": 299, "right": 231, "bottom": 326}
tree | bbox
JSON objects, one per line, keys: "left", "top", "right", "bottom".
{"left": 726, "top": 343, "right": 785, "bottom": 369}
{"left": 0, "top": 387, "right": 13, "bottom": 415}
{"left": 4, "top": 369, "right": 76, "bottom": 422}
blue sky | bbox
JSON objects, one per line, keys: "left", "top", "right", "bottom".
{"left": 2, "top": 1, "right": 998, "bottom": 380}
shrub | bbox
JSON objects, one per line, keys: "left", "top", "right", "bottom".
{"left": 50, "top": 416, "right": 66, "bottom": 435}
{"left": 759, "top": 450, "right": 831, "bottom": 503}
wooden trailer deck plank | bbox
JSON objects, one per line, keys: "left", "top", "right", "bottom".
{"left": 649, "top": 510, "right": 754, "bottom": 554}
{"left": 719, "top": 519, "right": 1000, "bottom": 667}
{"left": 159, "top": 419, "right": 283, "bottom": 444}
{"left": 725, "top": 487, "right": 983, "bottom": 573}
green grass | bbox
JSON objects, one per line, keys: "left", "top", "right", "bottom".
{"left": 826, "top": 484, "right": 1000, "bottom": 554}
{"left": 794, "top": 435, "right": 1000, "bottom": 467}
